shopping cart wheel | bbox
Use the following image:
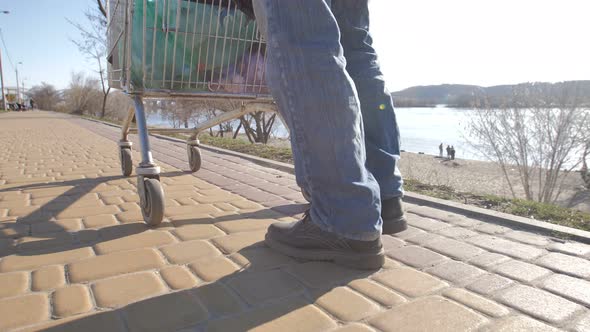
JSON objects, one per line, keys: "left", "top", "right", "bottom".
{"left": 188, "top": 146, "right": 202, "bottom": 172}
{"left": 119, "top": 148, "right": 133, "bottom": 177}
{"left": 301, "top": 187, "right": 311, "bottom": 202}
{"left": 138, "top": 176, "right": 165, "bottom": 226}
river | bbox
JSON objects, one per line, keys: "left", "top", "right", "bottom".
{"left": 147, "top": 106, "right": 486, "bottom": 161}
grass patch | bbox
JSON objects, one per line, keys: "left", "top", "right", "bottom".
{"left": 199, "top": 135, "right": 293, "bottom": 163}
{"left": 405, "top": 179, "right": 590, "bottom": 231}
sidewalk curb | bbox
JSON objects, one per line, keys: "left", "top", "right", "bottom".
{"left": 80, "top": 115, "right": 590, "bottom": 244}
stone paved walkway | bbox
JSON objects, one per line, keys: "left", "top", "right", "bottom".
{"left": 1, "top": 111, "right": 590, "bottom": 332}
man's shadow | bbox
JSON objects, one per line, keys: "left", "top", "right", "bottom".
{"left": 32, "top": 240, "right": 383, "bottom": 332}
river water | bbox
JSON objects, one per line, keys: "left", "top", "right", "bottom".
{"left": 147, "top": 106, "right": 486, "bottom": 161}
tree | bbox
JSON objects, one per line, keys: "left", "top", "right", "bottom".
{"left": 468, "top": 83, "right": 590, "bottom": 203}
{"left": 64, "top": 72, "right": 101, "bottom": 115}
{"left": 27, "top": 83, "right": 62, "bottom": 111}
{"left": 68, "top": 0, "right": 110, "bottom": 118}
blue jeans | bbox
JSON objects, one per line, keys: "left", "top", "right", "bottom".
{"left": 253, "top": 0, "right": 403, "bottom": 241}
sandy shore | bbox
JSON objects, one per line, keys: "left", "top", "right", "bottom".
{"left": 398, "top": 152, "right": 590, "bottom": 213}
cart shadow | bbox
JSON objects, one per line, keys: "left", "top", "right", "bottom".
{"left": 0, "top": 173, "right": 309, "bottom": 259}
{"left": 32, "top": 241, "right": 379, "bottom": 332}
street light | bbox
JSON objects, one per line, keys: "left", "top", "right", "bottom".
{"left": 0, "top": 12, "right": 9, "bottom": 110}
{"left": 16, "top": 61, "right": 22, "bottom": 104}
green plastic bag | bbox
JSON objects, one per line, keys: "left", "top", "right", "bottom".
{"left": 129, "top": 0, "right": 258, "bottom": 90}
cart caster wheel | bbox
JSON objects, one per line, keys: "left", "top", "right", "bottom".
{"left": 138, "top": 177, "right": 165, "bottom": 226}
{"left": 301, "top": 187, "right": 311, "bottom": 202}
{"left": 119, "top": 148, "right": 133, "bottom": 177}
{"left": 188, "top": 145, "right": 202, "bottom": 172}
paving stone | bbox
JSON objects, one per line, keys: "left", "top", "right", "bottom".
{"left": 348, "top": 278, "right": 406, "bottom": 307}
{"left": 192, "top": 283, "right": 244, "bottom": 318}
{"left": 467, "top": 274, "right": 514, "bottom": 295}
{"left": 474, "top": 223, "right": 511, "bottom": 235}
{"left": 381, "top": 235, "right": 406, "bottom": 251}
{"left": 160, "top": 265, "right": 200, "bottom": 290}
{"left": 0, "top": 246, "right": 94, "bottom": 272}
{"left": 313, "top": 286, "right": 380, "bottom": 322}
{"left": 536, "top": 252, "right": 590, "bottom": 278}
{"left": 387, "top": 245, "right": 447, "bottom": 268}
{"left": 94, "top": 230, "right": 176, "bottom": 254}
{"left": 172, "top": 224, "right": 226, "bottom": 241}
{"left": 404, "top": 232, "right": 443, "bottom": 246}
{"left": 0, "top": 271, "right": 29, "bottom": 298}
{"left": 17, "top": 233, "right": 76, "bottom": 253}
{"left": 31, "top": 219, "right": 83, "bottom": 234}
{"left": 492, "top": 260, "right": 551, "bottom": 283}
{"left": 164, "top": 204, "right": 220, "bottom": 218}
{"left": 369, "top": 296, "right": 487, "bottom": 332}
{"left": 424, "top": 237, "right": 485, "bottom": 260}
{"left": 124, "top": 291, "right": 208, "bottom": 332}
{"left": 407, "top": 206, "right": 480, "bottom": 227}
{"left": 16, "top": 310, "right": 126, "bottom": 332}
{"left": 230, "top": 200, "right": 265, "bottom": 210}
{"left": 115, "top": 210, "right": 144, "bottom": 223}
{"left": 55, "top": 205, "right": 120, "bottom": 219}
{"left": 427, "top": 260, "right": 486, "bottom": 284}
{"left": 230, "top": 246, "right": 295, "bottom": 270}
{"left": 0, "top": 293, "right": 50, "bottom": 330}
{"left": 468, "top": 252, "right": 510, "bottom": 268}
{"left": 392, "top": 226, "right": 426, "bottom": 240}
{"left": 373, "top": 267, "right": 448, "bottom": 297}
{"left": 206, "top": 296, "right": 337, "bottom": 332}
{"left": 160, "top": 240, "right": 221, "bottom": 264}
{"left": 188, "top": 256, "right": 241, "bottom": 282}
{"left": 331, "top": 323, "right": 374, "bottom": 332}
{"left": 53, "top": 284, "right": 94, "bottom": 317}
{"left": 406, "top": 213, "right": 450, "bottom": 231}
{"left": 92, "top": 271, "right": 167, "bottom": 308}
{"left": 504, "top": 230, "right": 551, "bottom": 246}
{"left": 481, "top": 315, "right": 560, "bottom": 332}
{"left": 286, "top": 261, "right": 371, "bottom": 289}
{"left": 574, "top": 314, "right": 590, "bottom": 332}
{"left": 68, "top": 248, "right": 165, "bottom": 282}
{"left": 548, "top": 242, "right": 590, "bottom": 257}
{"left": 443, "top": 288, "right": 509, "bottom": 317}
{"left": 541, "top": 274, "right": 590, "bottom": 306}
{"left": 83, "top": 214, "right": 118, "bottom": 228}
{"left": 227, "top": 269, "right": 304, "bottom": 306}
{"left": 497, "top": 284, "right": 583, "bottom": 324}
{"left": 211, "top": 231, "right": 266, "bottom": 254}
{"left": 435, "top": 226, "right": 479, "bottom": 239}
{"left": 467, "top": 235, "right": 545, "bottom": 260}
{"left": 0, "top": 221, "right": 29, "bottom": 239}
{"left": 32, "top": 265, "right": 65, "bottom": 291}
{"left": 215, "top": 218, "right": 277, "bottom": 234}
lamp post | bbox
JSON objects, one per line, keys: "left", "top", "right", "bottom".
{"left": 0, "top": 12, "right": 10, "bottom": 110}
{"left": 15, "top": 61, "right": 22, "bottom": 104}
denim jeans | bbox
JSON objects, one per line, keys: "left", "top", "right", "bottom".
{"left": 253, "top": 0, "right": 403, "bottom": 241}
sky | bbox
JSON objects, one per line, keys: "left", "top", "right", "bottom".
{"left": 0, "top": 0, "right": 588, "bottom": 92}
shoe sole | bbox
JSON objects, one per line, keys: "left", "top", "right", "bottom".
{"left": 265, "top": 234, "right": 385, "bottom": 270}
{"left": 382, "top": 215, "right": 408, "bottom": 235}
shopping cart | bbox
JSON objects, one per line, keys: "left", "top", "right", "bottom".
{"left": 107, "top": 0, "right": 277, "bottom": 226}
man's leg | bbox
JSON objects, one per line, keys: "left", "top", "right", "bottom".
{"left": 331, "top": 0, "right": 406, "bottom": 233}
{"left": 253, "top": 0, "right": 384, "bottom": 268}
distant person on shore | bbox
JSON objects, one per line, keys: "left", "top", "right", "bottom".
{"left": 439, "top": 143, "right": 443, "bottom": 157}
{"left": 450, "top": 146, "right": 456, "bottom": 160}
{"left": 30, "top": 99, "right": 35, "bottom": 110}
{"left": 446, "top": 145, "right": 451, "bottom": 159}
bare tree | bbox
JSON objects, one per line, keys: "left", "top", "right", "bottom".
{"left": 68, "top": 0, "right": 110, "bottom": 118}
{"left": 27, "top": 83, "right": 62, "bottom": 111}
{"left": 64, "top": 72, "right": 101, "bottom": 115}
{"left": 468, "top": 83, "right": 589, "bottom": 203}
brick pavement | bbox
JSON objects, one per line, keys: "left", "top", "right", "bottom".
{"left": 1, "top": 111, "right": 590, "bottom": 331}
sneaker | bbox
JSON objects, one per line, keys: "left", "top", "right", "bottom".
{"left": 265, "top": 213, "right": 385, "bottom": 270}
{"left": 382, "top": 197, "right": 407, "bottom": 234}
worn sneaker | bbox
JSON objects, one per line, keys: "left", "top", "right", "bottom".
{"left": 382, "top": 197, "right": 407, "bottom": 234}
{"left": 265, "top": 213, "right": 385, "bottom": 270}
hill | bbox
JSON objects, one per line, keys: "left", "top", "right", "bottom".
{"left": 392, "top": 81, "right": 590, "bottom": 108}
